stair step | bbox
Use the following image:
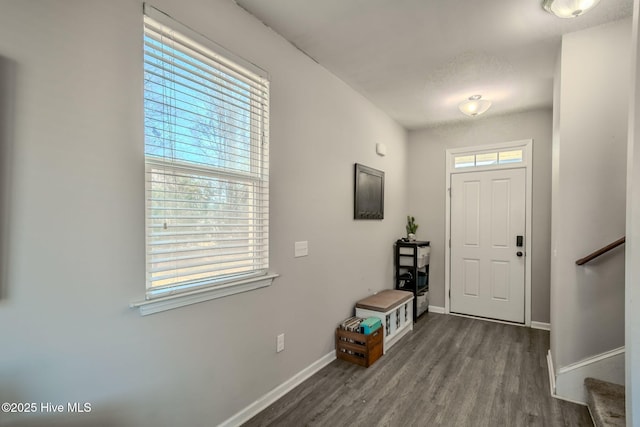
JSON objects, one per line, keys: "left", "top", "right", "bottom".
{"left": 585, "top": 377, "right": 625, "bottom": 427}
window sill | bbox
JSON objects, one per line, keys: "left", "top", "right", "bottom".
{"left": 130, "top": 273, "right": 279, "bottom": 316}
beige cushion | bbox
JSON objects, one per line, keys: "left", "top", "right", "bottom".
{"left": 355, "top": 289, "right": 413, "bottom": 312}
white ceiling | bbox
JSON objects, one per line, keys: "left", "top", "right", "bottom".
{"left": 234, "top": 0, "right": 633, "bottom": 129}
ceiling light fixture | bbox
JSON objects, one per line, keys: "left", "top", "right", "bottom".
{"left": 542, "top": 0, "right": 600, "bottom": 18}
{"left": 458, "top": 95, "right": 492, "bottom": 117}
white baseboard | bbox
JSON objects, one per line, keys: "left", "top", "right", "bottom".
{"left": 531, "top": 321, "right": 551, "bottom": 331}
{"left": 547, "top": 347, "right": 625, "bottom": 404}
{"left": 428, "top": 305, "right": 445, "bottom": 314}
{"left": 546, "top": 350, "right": 587, "bottom": 405}
{"left": 219, "top": 351, "right": 336, "bottom": 427}
{"left": 547, "top": 350, "right": 556, "bottom": 395}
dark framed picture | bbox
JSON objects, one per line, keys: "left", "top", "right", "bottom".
{"left": 354, "top": 163, "right": 384, "bottom": 220}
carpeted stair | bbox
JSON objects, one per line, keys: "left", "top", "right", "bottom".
{"left": 585, "top": 377, "right": 625, "bottom": 427}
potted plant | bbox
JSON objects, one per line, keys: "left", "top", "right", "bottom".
{"left": 406, "top": 216, "right": 418, "bottom": 241}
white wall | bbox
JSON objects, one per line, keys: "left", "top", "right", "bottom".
{"left": 0, "top": 1, "right": 408, "bottom": 425}
{"left": 550, "top": 19, "right": 630, "bottom": 374}
{"left": 407, "top": 109, "right": 553, "bottom": 323}
{"left": 0, "top": 54, "right": 14, "bottom": 299}
{"left": 627, "top": 0, "right": 640, "bottom": 424}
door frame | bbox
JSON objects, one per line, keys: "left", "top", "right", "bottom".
{"left": 445, "top": 139, "right": 533, "bottom": 326}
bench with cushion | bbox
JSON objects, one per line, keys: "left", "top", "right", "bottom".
{"left": 355, "top": 289, "right": 413, "bottom": 353}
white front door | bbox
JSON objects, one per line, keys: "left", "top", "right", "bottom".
{"left": 450, "top": 168, "right": 526, "bottom": 323}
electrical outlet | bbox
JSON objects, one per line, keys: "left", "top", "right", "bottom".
{"left": 276, "top": 333, "right": 285, "bottom": 353}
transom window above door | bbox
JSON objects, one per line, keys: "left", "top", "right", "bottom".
{"left": 454, "top": 149, "right": 524, "bottom": 170}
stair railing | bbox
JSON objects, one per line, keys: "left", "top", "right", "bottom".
{"left": 575, "top": 237, "right": 626, "bottom": 266}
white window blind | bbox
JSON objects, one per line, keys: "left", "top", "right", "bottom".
{"left": 143, "top": 6, "right": 269, "bottom": 299}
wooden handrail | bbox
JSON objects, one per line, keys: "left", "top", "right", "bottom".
{"left": 576, "top": 237, "right": 626, "bottom": 266}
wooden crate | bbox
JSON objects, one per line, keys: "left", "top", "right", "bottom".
{"left": 335, "top": 327, "right": 383, "bottom": 368}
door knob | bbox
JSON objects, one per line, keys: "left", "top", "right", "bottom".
{"left": 516, "top": 251, "right": 523, "bottom": 257}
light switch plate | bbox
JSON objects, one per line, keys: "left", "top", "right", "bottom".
{"left": 294, "top": 241, "right": 308, "bottom": 257}
{"left": 276, "top": 333, "right": 285, "bottom": 353}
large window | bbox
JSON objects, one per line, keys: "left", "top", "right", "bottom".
{"left": 143, "top": 6, "right": 269, "bottom": 300}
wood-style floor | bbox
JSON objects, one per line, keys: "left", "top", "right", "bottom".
{"left": 244, "top": 313, "right": 592, "bottom": 427}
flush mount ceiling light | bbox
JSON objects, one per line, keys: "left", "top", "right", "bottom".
{"left": 458, "top": 95, "right": 492, "bottom": 117}
{"left": 542, "top": 0, "right": 600, "bottom": 18}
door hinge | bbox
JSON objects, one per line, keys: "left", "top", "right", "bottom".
{"left": 449, "top": 239, "right": 451, "bottom": 248}
{"left": 448, "top": 187, "right": 451, "bottom": 197}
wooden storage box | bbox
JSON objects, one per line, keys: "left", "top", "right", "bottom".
{"left": 335, "top": 327, "right": 383, "bottom": 368}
